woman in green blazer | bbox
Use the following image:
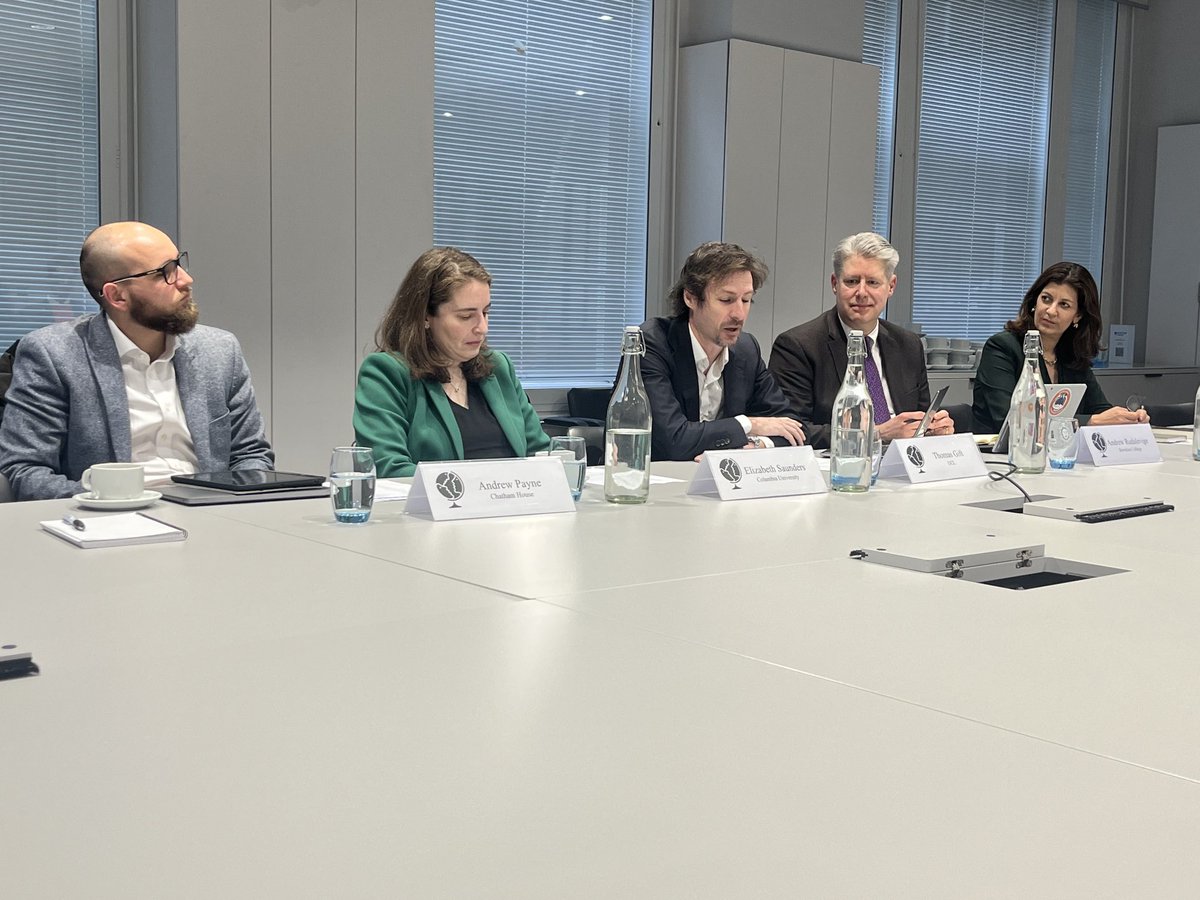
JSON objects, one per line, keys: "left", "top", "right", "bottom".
{"left": 353, "top": 247, "right": 550, "bottom": 477}
{"left": 972, "top": 261, "right": 1150, "bottom": 434}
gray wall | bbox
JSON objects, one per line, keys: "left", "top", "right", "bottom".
{"left": 679, "top": 0, "right": 862, "bottom": 60}
{"left": 125, "top": 0, "right": 1195, "bottom": 471}
{"left": 155, "top": 0, "right": 433, "bottom": 473}
{"left": 1121, "top": 0, "right": 1200, "bottom": 362}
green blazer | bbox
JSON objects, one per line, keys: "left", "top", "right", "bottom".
{"left": 353, "top": 350, "right": 550, "bottom": 477}
{"left": 972, "top": 329, "right": 1112, "bottom": 433}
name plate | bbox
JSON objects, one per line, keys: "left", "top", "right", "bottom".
{"left": 1076, "top": 424, "right": 1161, "bottom": 466}
{"left": 405, "top": 457, "right": 575, "bottom": 520}
{"left": 878, "top": 433, "right": 988, "bottom": 484}
{"left": 688, "top": 445, "right": 827, "bottom": 500}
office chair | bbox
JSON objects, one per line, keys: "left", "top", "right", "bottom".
{"left": 542, "top": 387, "right": 612, "bottom": 466}
{"left": 943, "top": 402, "right": 974, "bottom": 433}
{"left": 0, "top": 339, "right": 18, "bottom": 428}
{"left": 1145, "top": 402, "right": 1193, "bottom": 427}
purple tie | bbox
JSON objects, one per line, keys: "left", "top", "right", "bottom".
{"left": 863, "top": 336, "right": 890, "bottom": 425}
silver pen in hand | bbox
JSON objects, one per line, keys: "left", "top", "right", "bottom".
{"left": 61, "top": 514, "right": 87, "bottom": 531}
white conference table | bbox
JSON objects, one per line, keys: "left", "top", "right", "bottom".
{"left": 3, "top": 440, "right": 1200, "bottom": 897}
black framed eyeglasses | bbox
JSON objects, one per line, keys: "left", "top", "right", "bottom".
{"left": 108, "top": 251, "right": 189, "bottom": 286}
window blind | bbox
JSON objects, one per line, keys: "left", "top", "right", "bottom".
{"left": 433, "top": 0, "right": 652, "bottom": 389}
{"left": 1063, "top": 0, "right": 1117, "bottom": 290}
{"left": 911, "top": 0, "right": 1054, "bottom": 341}
{"left": 863, "top": 0, "right": 900, "bottom": 239}
{"left": 0, "top": 0, "right": 99, "bottom": 348}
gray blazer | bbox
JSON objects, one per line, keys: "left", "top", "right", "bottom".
{"left": 769, "top": 308, "right": 931, "bottom": 449}
{"left": 0, "top": 312, "right": 274, "bottom": 500}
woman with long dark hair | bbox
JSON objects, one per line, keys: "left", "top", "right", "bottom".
{"left": 972, "top": 261, "right": 1148, "bottom": 433}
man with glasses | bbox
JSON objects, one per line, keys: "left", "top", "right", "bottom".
{"left": 768, "top": 232, "right": 953, "bottom": 450}
{"left": 0, "top": 221, "right": 273, "bottom": 500}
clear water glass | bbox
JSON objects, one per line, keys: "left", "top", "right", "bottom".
{"left": 330, "top": 446, "right": 376, "bottom": 523}
{"left": 870, "top": 431, "right": 884, "bottom": 485}
{"left": 1047, "top": 418, "right": 1080, "bottom": 470}
{"left": 550, "top": 435, "right": 587, "bottom": 501}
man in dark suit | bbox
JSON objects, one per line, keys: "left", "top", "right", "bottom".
{"left": 768, "top": 232, "right": 952, "bottom": 449}
{"left": 640, "top": 242, "right": 805, "bottom": 461}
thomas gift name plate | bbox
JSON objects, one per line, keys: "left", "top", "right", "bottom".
{"left": 878, "top": 433, "right": 988, "bottom": 484}
{"left": 688, "top": 445, "right": 826, "bottom": 500}
{"left": 1076, "top": 424, "right": 1160, "bottom": 466}
{"left": 406, "top": 457, "right": 575, "bottom": 520}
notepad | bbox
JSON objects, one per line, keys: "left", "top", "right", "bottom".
{"left": 40, "top": 512, "right": 188, "bottom": 548}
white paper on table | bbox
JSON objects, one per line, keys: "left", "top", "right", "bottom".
{"left": 373, "top": 479, "right": 412, "bottom": 502}
{"left": 585, "top": 467, "right": 683, "bottom": 486}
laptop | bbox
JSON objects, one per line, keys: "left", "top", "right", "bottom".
{"left": 171, "top": 470, "right": 325, "bottom": 492}
{"left": 161, "top": 470, "right": 328, "bottom": 505}
{"left": 993, "top": 383, "right": 1086, "bottom": 454}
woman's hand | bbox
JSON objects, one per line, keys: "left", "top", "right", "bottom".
{"left": 1088, "top": 406, "right": 1150, "bottom": 426}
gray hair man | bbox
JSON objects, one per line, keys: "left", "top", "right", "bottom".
{"left": 768, "top": 232, "right": 953, "bottom": 449}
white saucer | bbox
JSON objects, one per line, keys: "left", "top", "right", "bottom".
{"left": 73, "top": 490, "right": 162, "bottom": 510}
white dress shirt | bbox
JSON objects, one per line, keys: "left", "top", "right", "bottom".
{"left": 688, "top": 324, "right": 754, "bottom": 441}
{"left": 107, "top": 319, "right": 199, "bottom": 484}
{"left": 838, "top": 317, "right": 896, "bottom": 419}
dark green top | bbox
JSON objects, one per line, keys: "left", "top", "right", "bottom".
{"left": 972, "top": 329, "right": 1112, "bottom": 433}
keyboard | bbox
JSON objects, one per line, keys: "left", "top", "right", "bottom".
{"left": 1074, "top": 502, "right": 1175, "bottom": 524}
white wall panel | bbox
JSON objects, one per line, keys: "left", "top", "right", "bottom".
{"left": 722, "top": 41, "right": 783, "bottom": 328}
{"left": 270, "top": 0, "right": 357, "bottom": 470}
{"left": 775, "top": 51, "right": 833, "bottom": 335}
{"left": 176, "top": 0, "right": 274, "bottom": 438}
{"left": 355, "top": 0, "right": 434, "bottom": 359}
{"left": 673, "top": 42, "right": 729, "bottom": 287}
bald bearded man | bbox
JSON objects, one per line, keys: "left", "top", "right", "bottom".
{"left": 0, "top": 221, "right": 273, "bottom": 500}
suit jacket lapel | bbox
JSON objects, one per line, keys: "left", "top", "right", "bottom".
{"left": 425, "top": 379, "right": 465, "bottom": 458}
{"left": 876, "top": 324, "right": 903, "bottom": 410}
{"left": 823, "top": 308, "right": 849, "bottom": 384}
{"left": 479, "top": 377, "right": 525, "bottom": 456}
{"left": 669, "top": 318, "right": 701, "bottom": 421}
{"left": 172, "top": 334, "right": 214, "bottom": 466}
{"left": 84, "top": 313, "right": 132, "bottom": 461}
{"left": 724, "top": 341, "right": 750, "bottom": 416}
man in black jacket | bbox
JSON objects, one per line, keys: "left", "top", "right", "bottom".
{"left": 769, "top": 232, "right": 952, "bottom": 449}
{"left": 639, "top": 242, "right": 805, "bottom": 461}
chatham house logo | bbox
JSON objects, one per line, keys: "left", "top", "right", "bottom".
{"left": 435, "top": 470, "right": 466, "bottom": 508}
{"left": 718, "top": 457, "right": 743, "bottom": 489}
{"left": 1090, "top": 432, "right": 1108, "bottom": 458}
{"left": 905, "top": 445, "right": 926, "bottom": 473}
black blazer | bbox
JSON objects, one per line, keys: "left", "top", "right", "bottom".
{"left": 639, "top": 315, "right": 795, "bottom": 461}
{"left": 768, "top": 308, "right": 931, "bottom": 449}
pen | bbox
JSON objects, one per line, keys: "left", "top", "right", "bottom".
{"left": 61, "top": 514, "right": 87, "bottom": 532}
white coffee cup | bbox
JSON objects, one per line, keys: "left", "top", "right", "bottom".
{"left": 81, "top": 463, "right": 145, "bottom": 500}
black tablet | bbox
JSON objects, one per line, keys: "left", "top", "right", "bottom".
{"left": 171, "top": 470, "right": 326, "bottom": 493}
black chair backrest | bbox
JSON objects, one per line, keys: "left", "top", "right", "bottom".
{"left": 1146, "top": 402, "right": 1193, "bottom": 428}
{"left": 567, "top": 387, "right": 612, "bottom": 421}
{"left": 0, "top": 339, "right": 19, "bottom": 427}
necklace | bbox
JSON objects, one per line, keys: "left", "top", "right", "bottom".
{"left": 444, "top": 369, "right": 468, "bottom": 405}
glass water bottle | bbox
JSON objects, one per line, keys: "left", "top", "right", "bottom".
{"left": 830, "top": 330, "right": 875, "bottom": 492}
{"left": 604, "top": 326, "right": 653, "bottom": 503}
{"left": 1009, "top": 330, "right": 1048, "bottom": 474}
{"left": 1192, "top": 382, "right": 1200, "bottom": 461}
